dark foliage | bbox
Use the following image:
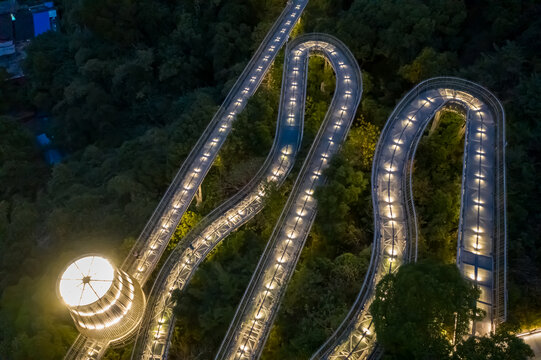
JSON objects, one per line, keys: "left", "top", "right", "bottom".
{"left": 1, "top": 0, "right": 540, "bottom": 358}
{"left": 414, "top": 110, "right": 465, "bottom": 262}
{"left": 371, "top": 262, "right": 533, "bottom": 360}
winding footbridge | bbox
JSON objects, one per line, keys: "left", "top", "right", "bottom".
{"left": 63, "top": 0, "right": 507, "bottom": 359}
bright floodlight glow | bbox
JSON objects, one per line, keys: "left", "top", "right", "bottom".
{"left": 59, "top": 256, "right": 115, "bottom": 307}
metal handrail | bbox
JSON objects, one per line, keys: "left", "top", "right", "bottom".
{"left": 251, "top": 34, "right": 363, "bottom": 358}
{"left": 131, "top": 27, "right": 307, "bottom": 360}
{"left": 64, "top": 335, "right": 89, "bottom": 360}
{"left": 404, "top": 102, "right": 468, "bottom": 264}
{"left": 215, "top": 32, "right": 362, "bottom": 360}
{"left": 67, "top": 1, "right": 309, "bottom": 359}
{"left": 311, "top": 77, "right": 507, "bottom": 359}
{"left": 120, "top": 0, "right": 306, "bottom": 278}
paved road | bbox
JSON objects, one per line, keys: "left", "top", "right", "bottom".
{"left": 312, "top": 78, "right": 506, "bottom": 360}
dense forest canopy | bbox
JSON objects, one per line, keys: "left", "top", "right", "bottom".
{"left": 371, "top": 261, "right": 534, "bottom": 360}
{"left": 0, "top": 0, "right": 540, "bottom": 359}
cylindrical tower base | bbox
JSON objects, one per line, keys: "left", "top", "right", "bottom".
{"left": 58, "top": 255, "right": 146, "bottom": 343}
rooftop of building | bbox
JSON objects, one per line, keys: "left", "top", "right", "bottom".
{"left": 0, "top": 0, "right": 55, "bottom": 15}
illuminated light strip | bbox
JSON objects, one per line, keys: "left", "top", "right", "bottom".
{"left": 300, "top": 88, "right": 500, "bottom": 359}
{"left": 75, "top": 272, "right": 125, "bottom": 317}
{"left": 115, "top": 24, "right": 353, "bottom": 360}
{"left": 217, "top": 50, "right": 360, "bottom": 360}
{"left": 77, "top": 295, "right": 134, "bottom": 330}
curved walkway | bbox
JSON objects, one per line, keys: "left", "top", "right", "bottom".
{"left": 129, "top": 31, "right": 355, "bottom": 360}
{"left": 214, "top": 34, "right": 361, "bottom": 360}
{"left": 64, "top": 0, "right": 507, "bottom": 358}
{"left": 64, "top": 0, "right": 309, "bottom": 358}
{"left": 312, "top": 78, "right": 506, "bottom": 360}
{"left": 520, "top": 329, "right": 541, "bottom": 359}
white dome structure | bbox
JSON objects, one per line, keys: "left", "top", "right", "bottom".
{"left": 58, "top": 255, "right": 145, "bottom": 342}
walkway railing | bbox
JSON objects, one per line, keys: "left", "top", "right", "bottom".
{"left": 215, "top": 33, "right": 362, "bottom": 360}
{"left": 65, "top": 1, "right": 309, "bottom": 359}
{"left": 311, "top": 77, "right": 507, "bottom": 359}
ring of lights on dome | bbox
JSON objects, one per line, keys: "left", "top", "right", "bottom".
{"left": 59, "top": 256, "right": 115, "bottom": 307}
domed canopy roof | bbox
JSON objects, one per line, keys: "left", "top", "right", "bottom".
{"left": 59, "top": 256, "right": 115, "bottom": 307}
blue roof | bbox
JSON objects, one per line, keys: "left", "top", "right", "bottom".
{"left": 29, "top": 2, "right": 54, "bottom": 13}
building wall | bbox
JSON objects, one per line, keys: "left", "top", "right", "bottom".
{"left": 31, "top": 10, "right": 49, "bottom": 36}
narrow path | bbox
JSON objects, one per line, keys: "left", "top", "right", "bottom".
{"left": 520, "top": 330, "right": 541, "bottom": 359}
{"left": 214, "top": 34, "right": 361, "bottom": 360}
{"left": 63, "top": 0, "right": 507, "bottom": 358}
{"left": 64, "top": 1, "right": 310, "bottom": 358}
{"left": 312, "top": 78, "right": 506, "bottom": 360}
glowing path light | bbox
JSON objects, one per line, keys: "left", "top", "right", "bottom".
{"left": 58, "top": 255, "right": 145, "bottom": 342}
{"left": 215, "top": 33, "right": 362, "bottom": 360}
{"left": 63, "top": 1, "right": 312, "bottom": 358}
{"left": 313, "top": 78, "right": 506, "bottom": 360}
{"left": 61, "top": 0, "right": 507, "bottom": 357}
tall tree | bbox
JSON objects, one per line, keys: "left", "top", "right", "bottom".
{"left": 454, "top": 327, "right": 534, "bottom": 360}
{"left": 370, "top": 261, "right": 480, "bottom": 359}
